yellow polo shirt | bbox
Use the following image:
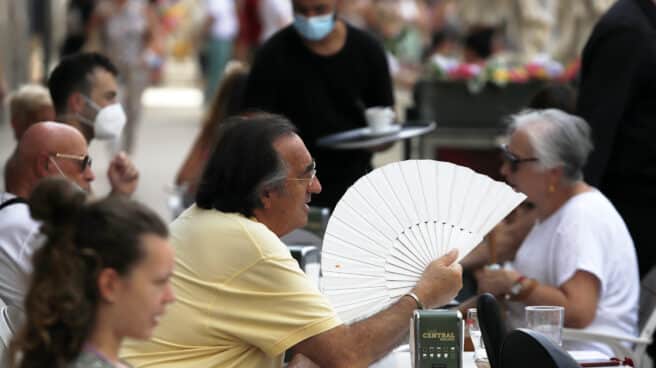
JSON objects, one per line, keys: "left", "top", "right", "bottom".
{"left": 120, "top": 205, "right": 341, "bottom": 368}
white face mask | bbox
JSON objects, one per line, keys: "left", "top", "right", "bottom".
{"left": 81, "top": 96, "right": 127, "bottom": 140}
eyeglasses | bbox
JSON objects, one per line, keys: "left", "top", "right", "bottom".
{"left": 287, "top": 160, "right": 317, "bottom": 186}
{"left": 52, "top": 153, "right": 92, "bottom": 172}
{"left": 500, "top": 144, "right": 538, "bottom": 173}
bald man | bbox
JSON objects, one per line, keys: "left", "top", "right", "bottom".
{"left": 0, "top": 122, "right": 95, "bottom": 308}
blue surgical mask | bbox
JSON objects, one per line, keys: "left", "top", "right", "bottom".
{"left": 293, "top": 13, "right": 335, "bottom": 41}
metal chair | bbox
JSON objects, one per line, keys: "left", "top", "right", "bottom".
{"left": 477, "top": 293, "right": 508, "bottom": 368}
{"left": 281, "top": 228, "right": 322, "bottom": 289}
{"left": 280, "top": 206, "right": 330, "bottom": 289}
{"left": 304, "top": 206, "right": 331, "bottom": 240}
{"left": 501, "top": 328, "right": 580, "bottom": 368}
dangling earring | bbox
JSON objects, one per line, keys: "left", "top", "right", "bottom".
{"left": 548, "top": 184, "right": 556, "bottom": 193}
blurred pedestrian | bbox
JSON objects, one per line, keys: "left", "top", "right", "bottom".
{"left": 6, "top": 84, "right": 55, "bottom": 141}
{"left": 60, "top": 0, "right": 96, "bottom": 56}
{"left": 175, "top": 61, "right": 249, "bottom": 209}
{"left": 259, "top": 0, "right": 293, "bottom": 43}
{"left": 4, "top": 84, "right": 56, "bottom": 194}
{"left": 202, "top": 0, "right": 239, "bottom": 102}
{"left": 94, "top": 0, "right": 159, "bottom": 153}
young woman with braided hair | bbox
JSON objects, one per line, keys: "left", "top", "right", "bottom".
{"left": 10, "top": 177, "right": 175, "bottom": 368}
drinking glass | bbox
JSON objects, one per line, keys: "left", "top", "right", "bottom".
{"left": 467, "top": 308, "right": 488, "bottom": 363}
{"left": 525, "top": 306, "right": 564, "bottom": 346}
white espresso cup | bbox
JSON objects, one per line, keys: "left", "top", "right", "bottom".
{"left": 365, "top": 106, "right": 395, "bottom": 133}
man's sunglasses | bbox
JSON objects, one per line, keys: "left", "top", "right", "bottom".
{"left": 52, "top": 153, "right": 93, "bottom": 171}
{"left": 500, "top": 144, "right": 538, "bottom": 173}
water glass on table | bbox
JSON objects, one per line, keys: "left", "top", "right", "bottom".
{"left": 467, "top": 308, "right": 489, "bottom": 364}
{"left": 525, "top": 305, "right": 564, "bottom": 346}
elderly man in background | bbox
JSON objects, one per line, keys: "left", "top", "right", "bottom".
{"left": 6, "top": 84, "right": 55, "bottom": 141}
{"left": 121, "top": 113, "right": 462, "bottom": 368}
{"left": 47, "top": 51, "right": 139, "bottom": 197}
{"left": 0, "top": 122, "right": 96, "bottom": 309}
{"left": 4, "top": 84, "right": 56, "bottom": 192}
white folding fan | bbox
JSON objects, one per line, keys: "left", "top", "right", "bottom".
{"left": 320, "top": 160, "right": 526, "bottom": 323}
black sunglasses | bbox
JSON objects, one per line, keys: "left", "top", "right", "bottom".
{"left": 54, "top": 153, "right": 93, "bottom": 172}
{"left": 500, "top": 144, "right": 538, "bottom": 173}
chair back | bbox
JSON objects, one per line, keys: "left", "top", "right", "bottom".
{"left": 500, "top": 328, "right": 579, "bottom": 368}
{"left": 639, "top": 266, "right": 656, "bottom": 335}
{"left": 635, "top": 266, "right": 656, "bottom": 361}
{"left": 306, "top": 206, "right": 331, "bottom": 240}
{"left": 477, "top": 293, "right": 507, "bottom": 368}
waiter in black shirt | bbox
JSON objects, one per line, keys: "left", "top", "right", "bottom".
{"left": 243, "top": 0, "right": 394, "bottom": 208}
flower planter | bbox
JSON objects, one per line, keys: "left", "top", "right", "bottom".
{"left": 413, "top": 80, "right": 546, "bottom": 134}
{"left": 410, "top": 80, "right": 547, "bottom": 179}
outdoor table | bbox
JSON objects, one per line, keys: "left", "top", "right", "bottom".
{"left": 370, "top": 347, "right": 474, "bottom": 368}
{"left": 369, "top": 346, "right": 629, "bottom": 368}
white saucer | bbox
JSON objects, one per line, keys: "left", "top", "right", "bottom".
{"left": 362, "top": 125, "right": 402, "bottom": 137}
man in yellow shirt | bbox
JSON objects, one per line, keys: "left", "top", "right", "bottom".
{"left": 121, "top": 113, "right": 462, "bottom": 367}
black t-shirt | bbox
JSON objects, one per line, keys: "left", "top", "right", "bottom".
{"left": 579, "top": 0, "right": 656, "bottom": 196}
{"left": 243, "top": 22, "right": 394, "bottom": 208}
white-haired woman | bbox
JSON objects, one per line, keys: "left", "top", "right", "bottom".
{"left": 476, "top": 109, "right": 639, "bottom": 355}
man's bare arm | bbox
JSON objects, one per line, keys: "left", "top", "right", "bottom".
{"left": 291, "top": 250, "right": 463, "bottom": 368}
